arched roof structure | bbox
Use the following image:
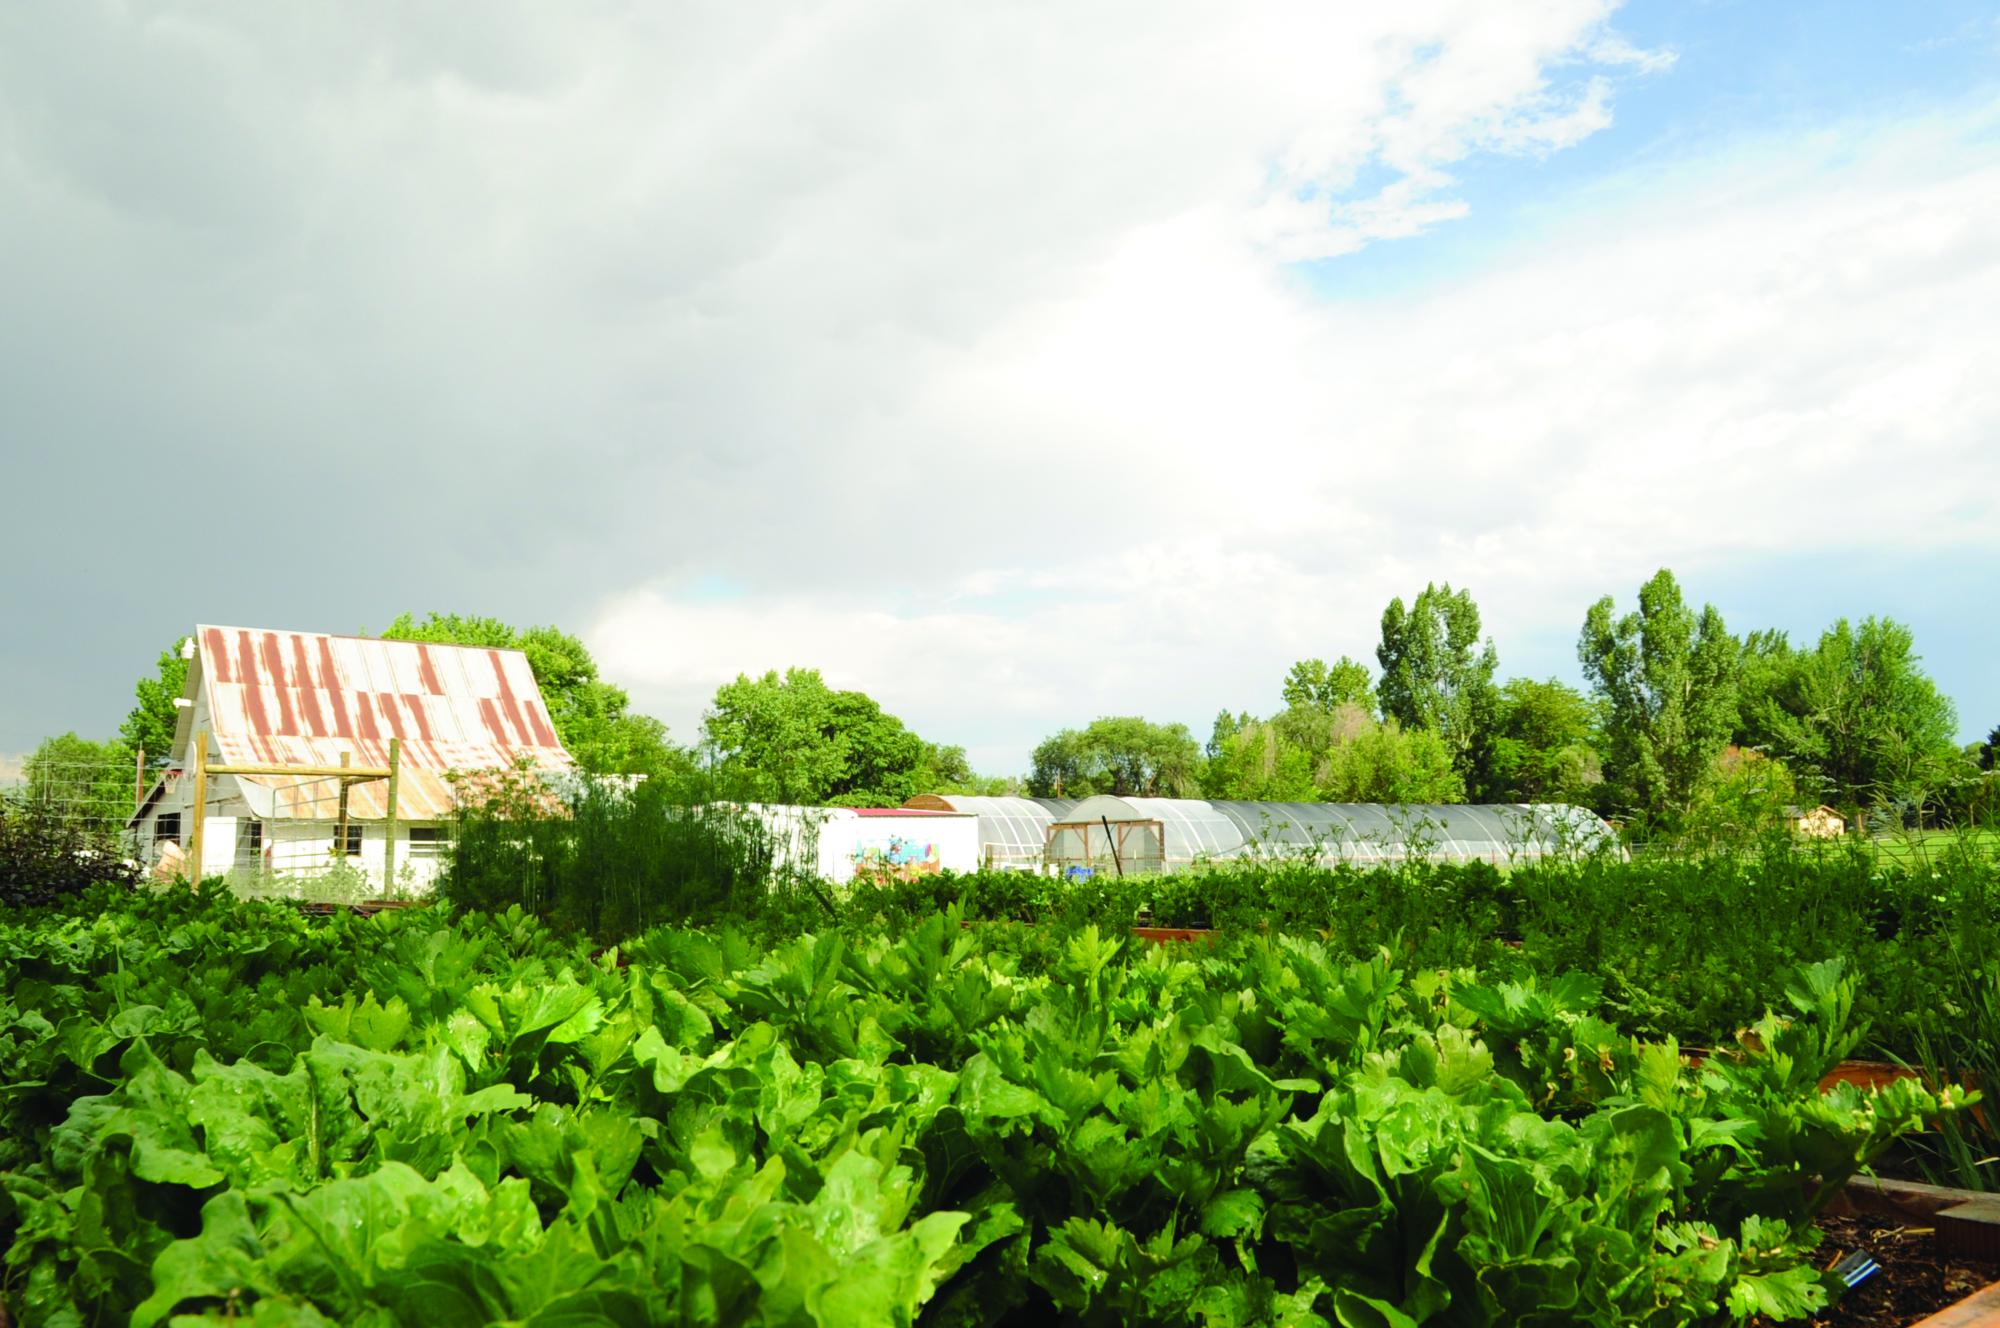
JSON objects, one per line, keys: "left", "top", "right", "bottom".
{"left": 904, "top": 795, "right": 1078, "bottom": 864}
{"left": 1045, "top": 796, "right": 1617, "bottom": 870}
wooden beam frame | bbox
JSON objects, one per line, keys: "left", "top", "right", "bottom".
{"left": 186, "top": 731, "right": 401, "bottom": 888}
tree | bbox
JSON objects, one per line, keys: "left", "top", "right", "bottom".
{"left": 1745, "top": 617, "right": 1960, "bottom": 822}
{"left": 1731, "top": 629, "right": 1796, "bottom": 747}
{"left": 1200, "top": 702, "right": 1463, "bottom": 804}
{"left": 1281, "top": 657, "right": 1374, "bottom": 714}
{"left": 1578, "top": 569, "right": 1738, "bottom": 822}
{"left": 699, "top": 667, "right": 959, "bottom": 806}
{"left": 382, "top": 612, "right": 681, "bottom": 777}
{"left": 1483, "top": 678, "right": 1604, "bottom": 805}
{"left": 1375, "top": 584, "right": 1498, "bottom": 784}
{"left": 1680, "top": 746, "right": 1800, "bottom": 845}
{"left": 19, "top": 733, "right": 136, "bottom": 835}
{"left": 1982, "top": 725, "right": 2000, "bottom": 773}
{"left": 1028, "top": 717, "right": 1200, "bottom": 798}
{"left": 120, "top": 638, "right": 190, "bottom": 768}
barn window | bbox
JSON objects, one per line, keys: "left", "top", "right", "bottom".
{"left": 240, "top": 820, "right": 262, "bottom": 852}
{"left": 408, "top": 826, "right": 445, "bottom": 859}
{"left": 338, "top": 824, "right": 362, "bottom": 856}
{"left": 155, "top": 813, "right": 181, "bottom": 845}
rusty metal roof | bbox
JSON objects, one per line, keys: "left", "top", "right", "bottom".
{"left": 188, "top": 625, "right": 573, "bottom": 822}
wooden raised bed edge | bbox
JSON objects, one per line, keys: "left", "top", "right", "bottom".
{"left": 1847, "top": 1177, "right": 2000, "bottom": 1266}
{"left": 1843, "top": 1176, "right": 2000, "bottom": 1326}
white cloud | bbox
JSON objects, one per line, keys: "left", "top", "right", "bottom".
{"left": 4, "top": 5, "right": 1994, "bottom": 768}
{"left": 591, "top": 109, "right": 2000, "bottom": 769}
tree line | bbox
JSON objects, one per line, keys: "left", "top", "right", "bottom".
{"left": 1031, "top": 570, "right": 1993, "bottom": 835}
{"left": 18, "top": 576, "right": 1999, "bottom": 837}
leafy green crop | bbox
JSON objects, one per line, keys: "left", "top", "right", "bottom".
{"left": 0, "top": 888, "right": 1975, "bottom": 1326}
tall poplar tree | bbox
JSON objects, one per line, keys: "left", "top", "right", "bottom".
{"left": 1577, "top": 569, "right": 1737, "bottom": 821}
{"left": 1375, "top": 584, "right": 1498, "bottom": 786}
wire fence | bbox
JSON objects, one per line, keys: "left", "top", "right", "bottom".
{"left": 0, "top": 756, "right": 139, "bottom": 846}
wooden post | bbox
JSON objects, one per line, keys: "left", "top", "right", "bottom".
{"left": 382, "top": 738, "right": 401, "bottom": 894}
{"left": 335, "top": 752, "right": 352, "bottom": 867}
{"left": 134, "top": 746, "right": 146, "bottom": 812}
{"left": 189, "top": 732, "right": 208, "bottom": 885}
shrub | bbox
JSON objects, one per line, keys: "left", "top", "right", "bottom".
{"left": 0, "top": 793, "right": 138, "bottom": 908}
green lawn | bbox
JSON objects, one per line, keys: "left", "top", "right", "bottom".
{"left": 1865, "top": 827, "right": 2000, "bottom": 866}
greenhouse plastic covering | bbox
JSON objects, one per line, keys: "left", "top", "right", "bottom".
{"left": 1047, "top": 797, "right": 1617, "bottom": 869}
{"left": 904, "top": 796, "right": 1078, "bottom": 862}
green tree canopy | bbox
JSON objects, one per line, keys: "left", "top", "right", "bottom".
{"left": 1740, "top": 617, "right": 1960, "bottom": 819}
{"left": 1028, "top": 716, "right": 1200, "bottom": 799}
{"left": 1483, "top": 678, "right": 1604, "bottom": 805}
{"left": 1201, "top": 702, "right": 1463, "bottom": 804}
{"left": 382, "top": 613, "right": 680, "bottom": 777}
{"left": 1281, "top": 656, "right": 1374, "bottom": 714}
{"left": 699, "top": 667, "right": 964, "bottom": 806}
{"left": 1578, "top": 569, "right": 1738, "bottom": 822}
{"left": 120, "top": 638, "right": 190, "bottom": 768}
{"left": 1376, "top": 584, "right": 1498, "bottom": 784}
{"left": 19, "top": 733, "right": 136, "bottom": 836}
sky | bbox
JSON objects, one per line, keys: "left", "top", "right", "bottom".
{"left": 2, "top": 0, "right": 1997, "bottom": 778}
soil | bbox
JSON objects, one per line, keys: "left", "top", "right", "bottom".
{"left": 1750, "top": 1212, "right": 2000, "bottom": 1327}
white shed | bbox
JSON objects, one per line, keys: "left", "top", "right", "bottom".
{"left": 129, "top": 624, "right": 574, "bottom": 893}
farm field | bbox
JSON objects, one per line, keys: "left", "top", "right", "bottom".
{"left": 4, "top": 846, "right": 1999, "bottom": 1326}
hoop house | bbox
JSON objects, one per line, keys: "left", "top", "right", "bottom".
{"left": 1045, "top": 797, "right": 1617, "bottom": 872}
{"left": 903, "top": 795, "right": 1078, "bottom": 867}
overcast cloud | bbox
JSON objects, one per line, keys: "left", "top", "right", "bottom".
{"left": 2, "top": 2, "right": 1995, "bottom": 774}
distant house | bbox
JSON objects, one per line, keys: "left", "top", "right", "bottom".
{"left": 129, "top": 625, "right": 573, "bottom": 890}
{"left": 1783, "top": 804, "right": 1846, "bottom": 839}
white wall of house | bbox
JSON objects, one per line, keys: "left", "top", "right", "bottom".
{"left": 131, "top": 790, "right": 447, "bottom": 893}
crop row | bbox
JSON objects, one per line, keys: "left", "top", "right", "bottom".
{"left": 0, "top": 885, "right": 1975, "bottom": 1326}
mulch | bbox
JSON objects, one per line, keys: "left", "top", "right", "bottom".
{"left": 1750, "top": 1212, "right": 2000, "bottom": 1327}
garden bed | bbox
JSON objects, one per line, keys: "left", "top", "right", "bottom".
{"left": 1763, "top": 1177, "right": 2000, "bottom": 1327}
{"left": 1747, "top": 1210, "right": 1998, "bottom": 1327}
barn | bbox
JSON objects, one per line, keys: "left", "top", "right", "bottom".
{"left": 129, "top": 625, "right": 573, "bottom": 891}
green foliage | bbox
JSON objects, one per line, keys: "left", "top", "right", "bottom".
{"left": 0, "top": 793, "right": 140, "bottom": 907}
{"left": 1903, "top": 949, "right": 2000, "bottom": 1191}
{"left": 1029, "top": 716, "right": 1201, "bottom": 799}
{"left": 1376, "top": 584, "right": 1499, "bottom": 785}
{"left": 0, "top": 886, "right": 1974, "bottom": 1326}
{"left": 1202, "top": 704, "right": 1465, "bottom": 803}
{"left": 835, "top": 840, "right": 2000, "bottom": 1067}
{"left": 1480, "top": 678, "right": 1603, "bottom": 805}
{"left": 1579, "top": 570, "right": 1738, "bottom": 825}
{"left": 1282, "top": 657, "right": 1375, "bottom": 715}
{"left": 382, "top": 612, "right": 684, "bottom": 778}
{"left": 120, "top": 637, "right": 189, "bottom": 769}
{"left": 19, "top": 732, "right": 137, "bottom": 831}
{"left": 1739, "top": 617, "right": 1963, "bottom": 824}
{"left": 1674, "top": 748, "right": 1800, "bottom": 848}
{"left": 440, "top": 766, "right": 811, "bottom": 940}
{"left": 700, "top": 667, "right": 964, "bottom": 806}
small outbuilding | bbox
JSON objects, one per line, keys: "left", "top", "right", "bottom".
{"left": 1783, "top": 804, "right": 1847, "bottom": 839}
{"left": 129, "top": 624, "right": 574, "bottom": 891}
